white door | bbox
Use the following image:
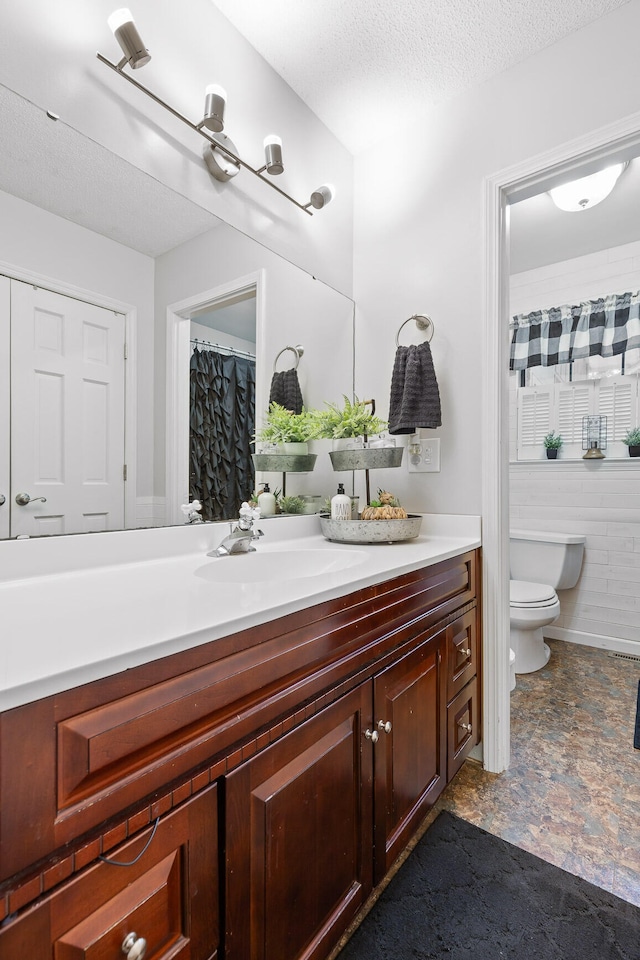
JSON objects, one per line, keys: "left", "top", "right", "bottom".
{"left": 0, "top": 277, "right": 9, "bottom": 539}
{"left": 10, "top": 281, "right": 126, "bottom": 537}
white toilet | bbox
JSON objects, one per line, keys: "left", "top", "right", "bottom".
{"left": 510, "top": 530, "right": 585, "bottom": 674}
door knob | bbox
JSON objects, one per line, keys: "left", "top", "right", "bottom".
{"left": 122, "top": 932, "right": 147, "bottom": 960}
{"left": 15, "top": 492, "right": 47, "bottom": 506}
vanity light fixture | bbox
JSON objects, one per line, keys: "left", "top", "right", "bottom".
{"left": 549, "top": 162, "right": 626, "bottom": 212}
{"left": 304, "top": 184, "right": 335, "bottom": 210}
{"left": 199, "top": 84, "right": 227, "bottom": 134}
{"left": 98, "top": 9, "right": 333, "bottom": 215}
{"left": 107, "top": 8, "right": 151, "bottom": 70}
{"left": 260, "top": 135, "right": 284, "bottom": 176}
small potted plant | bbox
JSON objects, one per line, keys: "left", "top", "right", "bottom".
{"left": 543, "top": 431, "right": 563, "bottom": 459}
{"left": 315, "top": 396, "right": 388, "bottom": 447}
{"left": 255, "top": 403, "right": 318, "bottom": 454}
{"left": 622, "top": 426, "right": 640, "bottom": 457}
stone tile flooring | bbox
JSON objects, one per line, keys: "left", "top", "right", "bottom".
{"left": 437, "top": 638, "right": 640, "bottom": 906}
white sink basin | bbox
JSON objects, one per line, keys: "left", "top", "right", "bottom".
{"left": 194, "top": 548, "right": 368, "bottom": 584}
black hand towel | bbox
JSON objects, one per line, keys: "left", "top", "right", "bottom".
{"left": 269, "top": 368, "right": 303, "bottom": 414}
{"left": 388, "top": 341, "right": 442, "bottom": 434}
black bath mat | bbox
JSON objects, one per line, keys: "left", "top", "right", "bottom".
{"left": 338, "top": 811, "right": 639, "bottom": 960}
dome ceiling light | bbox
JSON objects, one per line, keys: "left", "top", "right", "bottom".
{"left": 549, "top": 163, "right": 627, "bottom": 212}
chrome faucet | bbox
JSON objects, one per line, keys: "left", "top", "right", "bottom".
{"left": 211, "top": 503, "right": 264, "bottom": 556}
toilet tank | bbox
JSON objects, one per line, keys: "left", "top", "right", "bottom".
{"left": 510, "top": 530, "right": 585, "bottom": 590}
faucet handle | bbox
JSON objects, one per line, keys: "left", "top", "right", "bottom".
{"left": 238, "top": 502, "right": 261, "bottom": 529}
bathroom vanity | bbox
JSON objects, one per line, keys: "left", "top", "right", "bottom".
{"left": 0, "top": 515, "right": 481, "bottom": 959}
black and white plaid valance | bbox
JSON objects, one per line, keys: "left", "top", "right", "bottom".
{"left": 510, "top": 291, "right": 640, "bottom": 371}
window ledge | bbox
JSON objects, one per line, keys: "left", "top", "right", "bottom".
{"left": 510, "top": 457, "right": 640, "bottom": 471}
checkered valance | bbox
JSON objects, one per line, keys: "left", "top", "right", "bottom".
{"left": 509, "top": 291, "right": 640, "bottom": 371}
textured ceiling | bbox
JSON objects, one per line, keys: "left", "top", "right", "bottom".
{"left": 210, "top": 0, "right": 631, "bottom": 154}
{"left": 0, "top": 85, "right": 220, "bottom": 258}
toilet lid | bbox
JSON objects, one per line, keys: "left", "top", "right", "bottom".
{"left": 510, "top": 580, "right": 557, "bottom": 606}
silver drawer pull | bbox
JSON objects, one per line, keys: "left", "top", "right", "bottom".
{"left": 377, "top": 720, "right": 392, "bottom": 734}
{"left": 364, "top": 728, "right": 379, "bottom": 743}
{"left": 122, "top": 932, "right": 147, "bottom": 960}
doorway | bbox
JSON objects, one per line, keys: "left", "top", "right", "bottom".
{"left": 482, "top": 109, "right": 640, "bottom": 774}
{"left": 165, "top": 270, "right": 265, "bottom": 527}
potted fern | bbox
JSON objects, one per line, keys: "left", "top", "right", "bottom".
{"left": 543, "top": 431, "right": 563, "bottom": 460}
{"left": 315, "top": 396, "right": 388, "bottom": 448}
{"left": 255, "top": 403, "right": 318, "bottom": 454}
{"left": 622, "top": 426, "right": 640, "bottom": 457}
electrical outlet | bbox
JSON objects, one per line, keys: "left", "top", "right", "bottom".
{"left": 408, "top": 438, "right": 441, "bottom": 472}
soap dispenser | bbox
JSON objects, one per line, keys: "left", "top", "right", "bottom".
{"left": 257, "top": 484, "right": 276, "bottom": 517}
{"left": 331, "top": 483, "right": 351, "bottom": 520}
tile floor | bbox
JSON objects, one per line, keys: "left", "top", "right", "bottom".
{"left": 437, "top": 638, "right": 640, "bottom": 906}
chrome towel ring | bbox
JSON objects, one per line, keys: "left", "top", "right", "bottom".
{"left": 273, "top": 344, "right": 304, "bottom": 372}
{"left": 395, "top": 315, "right": 434, "bottom": 347}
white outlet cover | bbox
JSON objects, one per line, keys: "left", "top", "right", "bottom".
{"left": 408, "top": 438, "right": 440, "bottom": 472}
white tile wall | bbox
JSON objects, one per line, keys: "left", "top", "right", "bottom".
{"left": 509, "top": 465, "right": 640, "bottom": 651}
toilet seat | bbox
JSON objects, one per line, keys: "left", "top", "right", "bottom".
{"left": 510, "top": 580, "right": 557, "bottom": 607}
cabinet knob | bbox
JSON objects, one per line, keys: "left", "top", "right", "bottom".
{"left": 0, "top": 493, "right": 5, "bottom": 506}
{"left": 122, "top": 933, "right": 147, "bottom": 960}
{"left": 463, "top": 648, "right": 471, "bottom": 657}
{"left": 377, "top": 720, "right": 392, "bottom": 734}
{"left": 458, "top": 721, "right": 472, "bottom": 733}
{"left": 364, "top": 728, "right": 379, "bottom": 743}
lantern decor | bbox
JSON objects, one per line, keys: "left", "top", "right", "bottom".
{"left": 582, "top": 415, "right": 607, "bottom": 459}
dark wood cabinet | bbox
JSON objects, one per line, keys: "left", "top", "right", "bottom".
{"left": 373, "top": 629, "right": 446, "bottom": 881}
{"left": 0, "top": 550, "right": 481, "bottom": 960}
{"left": 0, "top": 785, "right": 219, "bottom": 959}
{"left": 225, "top": 685, "right": 373, "bottom": 960}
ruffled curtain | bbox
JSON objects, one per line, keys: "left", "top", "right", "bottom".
{"left": 190, "top": 348, "right": 255, "bottom": 521}
{"left": 510, "top": 291, "right": 640, "bottom": 371}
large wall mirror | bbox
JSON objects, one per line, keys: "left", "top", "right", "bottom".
{"left": 0, "top": 84, "right": 354, "bottom": 540}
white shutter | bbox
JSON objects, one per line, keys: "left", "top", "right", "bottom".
{"left": 556, "top": 383, "right": 591, "bottom": 443}
{"left": 597, "top": 377, "right": 634, "bottom": 441}
{"left": 517, "top": 386, "right": 552, "bottom": 459}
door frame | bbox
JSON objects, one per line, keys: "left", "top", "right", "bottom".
{"left": 481, "top": 108, "right": 640, "bottom": 773}
{"left": 0, "top": 260, "right": 137, "bottom": 533}
{"left": 165, "top": 270, "right": 266, "bottom": 527}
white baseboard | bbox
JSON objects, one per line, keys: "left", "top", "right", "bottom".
{"left": 544, "top": 625, "right": 640, "bottom": 657}
{"left": 135, "top": 497, "right": 167, "bottom": 528}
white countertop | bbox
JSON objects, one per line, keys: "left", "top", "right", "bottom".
{"left": 0, "top": 513, "right": 480, "bottom": 711}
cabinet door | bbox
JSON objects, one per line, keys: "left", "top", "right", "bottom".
{"left": 373, "top": 631, "right": 446, "bottom": 881}
{"left": 0, "top": 785, "right": 219, "bottom": 959}
{"left": 225, "top": 684, "right": 373, "bottom": 960}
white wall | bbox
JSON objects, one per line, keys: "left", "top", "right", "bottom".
{"left": 353, "top": 0, "right": 640, "bottom": 518}
{"left": 0, "top": 0, "right": 354, "bottom": 294}
{"left": 0, "top": 189, "right": 155, "bottom": 500}
{"left": 510, "top": 464, "right": 640, "bottom": 651}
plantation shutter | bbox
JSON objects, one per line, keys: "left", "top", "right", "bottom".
{"left": 556, "top": 383, "right": 591, "bottom": 453}
{"left": 597, "top": 377, "right": 634, "bottom": 441}
{"left": 517, "top": 386, "right": 552, "bottom": 459}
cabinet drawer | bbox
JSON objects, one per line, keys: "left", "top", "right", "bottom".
{"left": 0, "top": 786, "right": 219, "bottom": 959}
{"left": 447, "top": 676, "right": 479, "bottom": 781}
{"left": 446, "top": 608, "right": 478, "bottom": 703}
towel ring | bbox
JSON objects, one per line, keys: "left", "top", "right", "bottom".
{"left": 273, "top": 344, "right": 304, "bottom": 372}
{"left": 395, "top": 315, "right": 434, "bottom": 347}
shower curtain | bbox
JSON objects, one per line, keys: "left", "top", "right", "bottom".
{"left": 190, "top": 347, "right": 256, "bottom": 521}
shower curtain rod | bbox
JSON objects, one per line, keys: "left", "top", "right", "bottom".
{"left": 191, "top": 338, "right": 256, "bottom": 361}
